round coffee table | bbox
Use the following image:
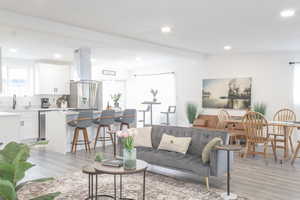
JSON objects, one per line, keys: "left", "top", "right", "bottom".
{"left": 83, "top": 159, "right": 148, "bottom": 200}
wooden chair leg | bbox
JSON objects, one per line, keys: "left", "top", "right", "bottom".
{"left": 291, "top": 142, "right": 300, "bottom": 165}
{"left": 83, "top": 128, "right": 91, "bottom": 153}
{"left": 71, "top": 128, "right": 78, "bottom": 153}
{"left": 243, "top": 141, "right": 249, "bottom": 158}
{"left": 83, "top": 130, "right": 88, "bottom": 152}
{"left": 74, "top": 129, "right": 79, "bottom": 153}
{"left": 263, "top": 142, "right": 268, "bottom": 159}
{"left": 271, "top": 140, "right": 277, "bottom": 162}
{"left": 94, "top": 125, "right": 101, "bottom": 149}
{"left": 204, "top": 177, "right": 210, "bottom": 191}
{"left": 289, "top": 135, "right": 294, "bottom": 154}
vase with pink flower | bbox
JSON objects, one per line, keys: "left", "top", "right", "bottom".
{"left": 117, "top": 130, "right": 136, "bottom": 169}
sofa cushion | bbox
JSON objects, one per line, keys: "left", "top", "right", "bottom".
{"left": 136, "top": 147, "right": 210, "bottom": 176}
{"left": 158, "top": 134, "right": 191, "bottom": 154}
{"left": 151, "top": 125, "right": 229, "bottom": 157}
{"left": 202, "top": 137, "right": 223, "bottom": 164}
{"left": 131, "top": 127, "right": 153, "bottom": 148}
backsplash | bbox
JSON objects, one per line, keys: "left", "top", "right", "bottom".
{"left": 0, "top": 95, "right": 60, "bottom": 110}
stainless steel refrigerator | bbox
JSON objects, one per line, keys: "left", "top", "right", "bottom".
{"left": 69, "top": 80, "right": 103, "bottom": 109}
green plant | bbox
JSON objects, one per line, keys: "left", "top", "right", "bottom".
{"left": 0, "top": 142, "right": 60, "bottom": 200}
{"left": 117, "top": 131, "right": 134, "bottom": 151}
{"left": 111, "top": 93, "right": 122, "bottom": 106}
{"left": 95, "top": 153, "right": 103, "bottom": 162}
{"left": 253, "top": 102, "right": 267, "bottom": 115}
{"left": 186, "top": 102, "right": 198, "bottom": 124}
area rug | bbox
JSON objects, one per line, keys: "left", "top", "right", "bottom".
{"left": 18, "top": 171, "right": 248, "bottom": 200}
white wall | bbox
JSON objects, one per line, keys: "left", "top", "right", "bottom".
{"left": 203, "top": 52, "right": 300, "bottom": 120}
{"left": 127, "top": 56, "right": 205, "bottom": 126}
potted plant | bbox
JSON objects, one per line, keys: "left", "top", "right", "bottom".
{"left": 253, "top": 102, "right": 267, "bottom": 116}
{"left": 117, "top": 130, "right": 136, "bottom": 170}
{"left": 0, "top": 142, "right": 60, "bottom": 200}
{"left": 111, "top": 93, "right": 122, "bottom": 108}
{"left": 186, "top": 102, "right": 198, "bottom": 126}
{"left": 150, "top": 89, "right": 158, "bottom": 102}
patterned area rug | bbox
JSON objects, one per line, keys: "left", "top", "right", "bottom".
{"left": 18, "top": 171, "right": 248, "bottom": 200}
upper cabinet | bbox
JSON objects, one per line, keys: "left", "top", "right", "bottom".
{"left": 35, "top": 63, "right": 70, "bottom": 95}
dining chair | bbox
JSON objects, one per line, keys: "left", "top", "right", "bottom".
{"left": 115, "top": 109, "right": 137, "bottom": 130}
{"left": 270, "top": 108, "right": 296, "bottom": 155}
{"left": 161, "top": 106, "right": 176, "bottom": 125}
{"left": 242, "top": 111, "right": 277, "bottom": 160}
{"left": 217, "top": 109, "right": 245, "bottom": 145}
{"left": 291, "top": 141, "right": 300, "bottom": 165}
{"left": 68, "top": 110, "right": 94, "bottom": 153}
{"left": 93, "top": 110, "right": 115, "bottom": 149}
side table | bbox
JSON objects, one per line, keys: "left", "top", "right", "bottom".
{"left": 216, "top": 145, "right": 242, "bottom": 200}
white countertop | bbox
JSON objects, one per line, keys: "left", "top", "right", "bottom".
{"left": 0, "top": 112, "right": 21, "bottom": 117}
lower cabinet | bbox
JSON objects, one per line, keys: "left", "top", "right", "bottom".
{"left": 19, "top": 112, "right": 38, "bottom": 140}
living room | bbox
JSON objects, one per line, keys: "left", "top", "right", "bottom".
{"left": 0, "top": 1, "right": 300, "bottom": 200}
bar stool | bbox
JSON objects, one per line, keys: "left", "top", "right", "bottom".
{"left": 115, "top": 109, "right": 137, "bottom": 130}
{"left": 138, "top": 105, "right": 150, "bottom": 127}
{"left": 93, "top": 110, "right": 115, "bottom": 149}
{"left": 161, "top": 106, "right": 176, "bottom": 126}
{"left": 68, "top": 110, "right": 93, "bottom": 153}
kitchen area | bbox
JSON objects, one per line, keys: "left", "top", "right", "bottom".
{"left": 0, "top": 48, "right": 107, "bottom": 153}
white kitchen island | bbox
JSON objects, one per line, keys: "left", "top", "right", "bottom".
{"left": 45, "top": 110, "right": 100, "bottom": 154}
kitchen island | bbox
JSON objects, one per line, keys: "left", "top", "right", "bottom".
{"left": 45, "top": 110, "right": 101, "bottom": 154}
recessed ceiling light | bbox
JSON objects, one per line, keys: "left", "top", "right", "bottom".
{"left": 224, "top": 46, "right": 232, "bottom": 50}
{"left": 10, "top": 48, "right": 17, "bottom": 53}
{"left": 135, "top": 57, "right": 142, "bottom": 61}
{"left": 280, "top": 9, "right": 295, "bottom": 18}
{"left": 53, "top": 53, "right": 62, "bottom": 59}
{"left": 161, "top": 26, "right": 172, "bottom": 33}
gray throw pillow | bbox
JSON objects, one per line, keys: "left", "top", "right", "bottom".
{"left": 202, "top": 137, "right": 223, "bottom": 164}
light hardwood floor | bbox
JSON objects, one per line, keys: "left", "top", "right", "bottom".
{"left": 25, "top": 146, "right": 300, "bottom": 200}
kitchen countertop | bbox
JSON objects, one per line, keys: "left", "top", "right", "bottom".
{"left": 0, "top": 112, "right": 21, "bottom": 117}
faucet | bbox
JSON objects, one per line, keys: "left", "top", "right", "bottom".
{"left": 12, "top": 94, "right": 16, "bottom": 110}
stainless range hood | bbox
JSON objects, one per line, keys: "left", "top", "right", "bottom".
{"left": 69, "top": 48, "right": 102, "bottom": 109}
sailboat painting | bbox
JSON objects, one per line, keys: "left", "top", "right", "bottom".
{"left": 202, "top": 77, "right": 252, "bottom": 109}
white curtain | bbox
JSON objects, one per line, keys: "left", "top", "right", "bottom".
{"left": 127, "top": 73, "right": 176, "bottom": 125}
{"left": 293, "top": 64, "right": 300, "bottom": 142}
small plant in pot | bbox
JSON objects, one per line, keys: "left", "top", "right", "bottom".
{"left": 117, "top": 130, "right": 136, "bottom": 170}
{"left": 111, "top": 93, "right": 122, "bottom": 108}
{"left": 186, "top": 102, "right": 198, "bottom": 125}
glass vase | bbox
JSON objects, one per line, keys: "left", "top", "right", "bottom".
{"left": 123, "top": 148, "right": 136, "bottom": 170}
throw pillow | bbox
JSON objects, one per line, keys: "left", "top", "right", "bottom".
{"left": 202, "top": 137, "right": 223, "bottom": 164}
{"left": 158, "top": 134, "right": 192, "bottom": 154}
{"left": 130, "top": 127, "right": 153, "bottom": 148}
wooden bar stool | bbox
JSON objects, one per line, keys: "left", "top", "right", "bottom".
{"left": 291, "top": 141, "right": 300, "bottom": 165}
{"left": 68, "top": 110, "right": 93, "bottom": 153}
{"left": 115, "top": 109, "right": 137, "bottom": 130}
{"left": 93, "top": 110, "right": 115, "bottom": 149}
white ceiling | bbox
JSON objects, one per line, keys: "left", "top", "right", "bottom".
{"left": 0, "top": 0, "right": 300, "bottom": 55}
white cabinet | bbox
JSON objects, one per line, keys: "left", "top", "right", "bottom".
{"left": 19, "top": 111, "right": 38, "bottom": 140}
{"left": 35, "top": 63, "right": 70, "bottom": 95}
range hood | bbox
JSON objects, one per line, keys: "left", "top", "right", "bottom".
{"left": 69, "top": 48, "right": 102, "bottom": 109}
{"left": 72, "top": 47, "right": 92, "bottom": 81}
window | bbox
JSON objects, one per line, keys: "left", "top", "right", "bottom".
{"left": 127, "top": 73, "right": 176, "bottom": 124}
{"left": 1, "top": 60, "right": 34, "bottom": 96}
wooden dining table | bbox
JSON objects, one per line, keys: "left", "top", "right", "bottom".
{"left": 225, "top": 119, "right": 300, "bottom": 160}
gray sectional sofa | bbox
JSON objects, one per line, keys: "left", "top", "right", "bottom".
{"left": 118, "top": 125, "right": 232, "bottom": 189}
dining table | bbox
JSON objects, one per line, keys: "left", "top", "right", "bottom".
{"left": 225, "top": 118, "right": 300, "bottom": 160}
